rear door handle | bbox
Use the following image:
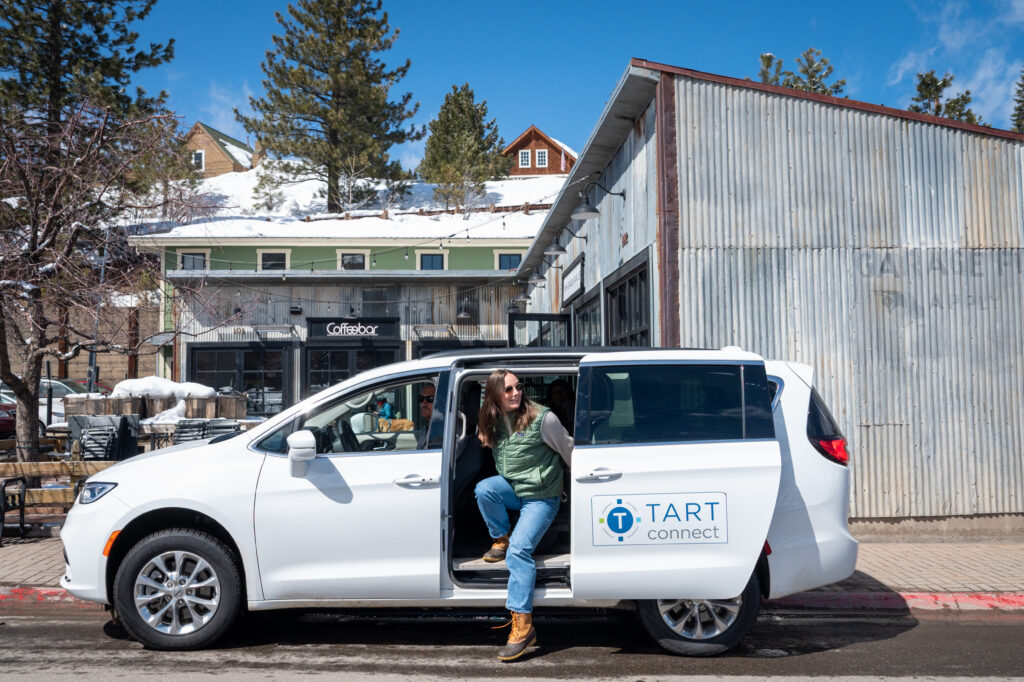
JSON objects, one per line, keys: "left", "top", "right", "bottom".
{"left": 393, "top": 474, "right": 440, "bottom": 488}
{"left": 576, "top": 468, "right": 623, "bottom": 482}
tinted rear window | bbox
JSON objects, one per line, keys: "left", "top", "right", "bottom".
{"left": 578, "top": 363, "right": 774, "bottom": 445}
{"left": 807, "top": 388, "right": 843, "bottom": 439}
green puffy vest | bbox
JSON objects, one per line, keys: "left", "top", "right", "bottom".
{"left": 494, "top": 406, "right": 564, "bottom": 500}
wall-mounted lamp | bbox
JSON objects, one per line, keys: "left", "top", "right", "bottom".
{"left": 571, "top": 180, "right": 625, "bottom": 220}
{"left": 528, "top": 271, "right": 546, "bottom": 287}
{"left": 544, "top": 241, "right": 566, "bottom": 257}
{"left": 512, "top": 282, "right": 531, "bottom": 304}
{"left": 342, "top": 305, "right": 359, "bottom": 320}
{"left": 289, "top": 304, "right": 303, "bottom": 315}
{"left": 456, "top": 297, "right": 471, "bottom": 320}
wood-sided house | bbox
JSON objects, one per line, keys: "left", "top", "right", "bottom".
{"left": 503, "top": 125, "right": 577, "bottom": 177}
{"left": 184, "top": 122, "right": 261, "bottom": 178}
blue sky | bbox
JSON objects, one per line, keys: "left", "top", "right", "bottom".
{"left": 134, "top": 0, "right": 1024, "bottom": 170}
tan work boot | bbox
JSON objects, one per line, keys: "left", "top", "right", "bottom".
{"left": 494, "top": 611, "right": 537, "bottom": 661}
{"left": 482, "top": 534, "right": 510, "bottom": 563}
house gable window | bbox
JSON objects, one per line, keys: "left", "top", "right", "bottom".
{"left": 257, "top": 249, "right": 290, "bottom": 271}
{"left": 179, "top": 250, "right": 210, "bottom": 271}
{"left": 536, "top": 149, "right": 548, "bottom": 168}
{"left": 420, "top": 253, "right": 444, "bottom": 270}
{"left": 336, "top": 249, "right": 370, "bottom": 270}
{"left": 497, "top": 252, "right": 523, "bottom": 270}
{"left": 519, "top": 149, "right": 531, "bottom": 168}
{"left": 191, "top": 150, "right": 204, "bottom": 171}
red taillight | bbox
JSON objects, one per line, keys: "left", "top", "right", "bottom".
{"left": 814, "top": 438, "right": 849, "bottom": 465}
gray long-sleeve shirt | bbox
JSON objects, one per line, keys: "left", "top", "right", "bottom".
{"left": 501, "top": 410, "right": 574, "bottom": 466}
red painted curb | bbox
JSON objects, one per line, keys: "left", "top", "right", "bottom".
{"left": 768, "top": 591, "right": 1024, "bottom": 611}
{"left": 0, "top": 585, "right": 101, "bottom": 610}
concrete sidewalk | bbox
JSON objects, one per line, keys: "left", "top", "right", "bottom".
{"left": 2, "top": 536, "right": 1024, "bottom": 610}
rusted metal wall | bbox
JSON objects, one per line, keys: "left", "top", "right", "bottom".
{"left": 674, "top": 75, "right": 1024, "bottom": 518}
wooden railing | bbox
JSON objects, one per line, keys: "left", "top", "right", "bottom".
{"left": 0, "top": 460, "right": 116, "bottom": 508}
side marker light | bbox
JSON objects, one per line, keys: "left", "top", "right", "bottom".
{"left": 102, "top": 530, "right": 121, "bottom": 557}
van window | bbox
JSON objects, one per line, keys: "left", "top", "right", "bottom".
{"left": 578, "top": 363, "right": 774, "bottom": 445}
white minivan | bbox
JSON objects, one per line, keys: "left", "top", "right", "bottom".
{"left": 60, "top": 348, "right": 857, "bottom": 655}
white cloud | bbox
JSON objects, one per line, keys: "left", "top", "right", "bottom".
{"left": 887, "top": 48, "right": 937, "bottom": 86}
{"left": 961, "top": 48, "right": 1022, "bottom": 127}
{"left": 1000, "top": 0, "right": 1024, "bottom": 22}
{"left": 200, "top": 81, "right": 254, "bottom": 140}
{"left": 936, "top": 1, "right": 987, "bottom": 52}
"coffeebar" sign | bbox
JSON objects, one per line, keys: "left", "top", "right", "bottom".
{"left": 307, "top": 318, "right": 399, "bottom": 340}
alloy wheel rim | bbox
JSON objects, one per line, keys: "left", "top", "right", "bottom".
{"left": 133, "top": 550, "right": 221, "bottom": 635}
{"left": 656, "top": 595, "right": 742, "bottom": 640}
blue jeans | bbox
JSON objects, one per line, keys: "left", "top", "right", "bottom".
{"left": 474, "top": 475, "right": 560, "bottom": 613}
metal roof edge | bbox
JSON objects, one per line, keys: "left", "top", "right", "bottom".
{"left": 518, "top": 63, "right": 660, "bottom": 275}
{"left": 631, "top": 57, "right": 1024, "bottom": 143}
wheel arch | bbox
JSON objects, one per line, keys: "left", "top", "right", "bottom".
{"left": 755, "top": 545, "right": 771, "bottom": 599}
{"left": 105, "top": 507, "right": 246, "bottom": 605}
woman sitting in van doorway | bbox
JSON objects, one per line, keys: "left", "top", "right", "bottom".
{"left": 475, "top": 370, "right": 573, "bottom": 661}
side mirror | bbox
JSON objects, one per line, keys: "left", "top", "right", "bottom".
{"left": 287, "top": 430, "right": 318, "bottom": 477}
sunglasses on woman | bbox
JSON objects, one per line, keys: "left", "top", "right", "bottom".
{"left": 503, "top": 382, "right": 524, "bottom": 394}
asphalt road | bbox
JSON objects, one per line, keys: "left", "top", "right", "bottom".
{"left": 0, "top": 608, "right": 1022, "bottom": 679}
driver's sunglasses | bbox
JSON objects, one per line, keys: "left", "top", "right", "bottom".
{"left": 417, "top": 394, "right": 434, "bottom": 403}
{"left": 503, "top": 382, "right": 524, "bottom": 394}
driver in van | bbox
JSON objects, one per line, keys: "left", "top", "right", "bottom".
{"left": 475, "top": 369, "right": 573, "bottom": 661}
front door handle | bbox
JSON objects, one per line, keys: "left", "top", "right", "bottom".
{"left": 576, "top": 468, "right": 623, "bottom": 482}
{"left": 393, "top": 474, "right": 440, "bottom": 488}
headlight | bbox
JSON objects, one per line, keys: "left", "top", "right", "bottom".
{"left": 80, "top": 481, "right": 117, "bottom": 504}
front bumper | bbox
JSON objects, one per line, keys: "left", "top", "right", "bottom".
{"left": 59, "top": 492, "right": 131, "bottom": 604}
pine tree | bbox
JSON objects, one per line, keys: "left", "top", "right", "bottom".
{"left": 1011, "top": 67, "right": 1024, "bottom": 133}
{"left": 0, "top": 0, "right": 173, "bottom": 127}
{"left": 417, "top": 83, "right": 511, "bottom": 210}
{"left": 784, "top": 47, "right": 846, "bottom": 96}
{"left": 755, "top": 48, "right": 845, "bottom": 96}
{"left": 237, "top": 0, "right": 422, "bottom": 214}
{"left": 758, "top": 53, "right": 784, "bottom": 85}
{"left": 908, "top": 70, "right": 982, "bottom": 125}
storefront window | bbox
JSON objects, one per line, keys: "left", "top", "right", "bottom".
{"left": 605, "top": 266, "right": 649, "bottom": 347}
{"left": 509, "top": 314, "right": 570, "bottom": 347}
{"left": 576, "top": 296, "right": 602, "bottom": 346}
{"left": 191, "top": 347, "right": 289, "bottom": 418}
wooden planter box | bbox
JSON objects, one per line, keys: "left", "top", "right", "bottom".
{"left": 64, "top": 395, "right": 247, "bottom": 419}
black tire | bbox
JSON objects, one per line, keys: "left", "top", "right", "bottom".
{"left": 637, "top": 571, "right": 760, "bottom": 657}
{"left": 113, "top": 528, "right": 242, "bottom": 650}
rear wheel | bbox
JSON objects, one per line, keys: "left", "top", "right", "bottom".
{"left": 113, "top": 528, "right": 242, "bottom": 650}
{"left": 637, "top": 572, "right": 760, "bottom": 656}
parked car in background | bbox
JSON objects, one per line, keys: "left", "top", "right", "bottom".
{"left": 0, "top": 401, "right": 15, "bottom": 439}
{"left": 0, "top": 394, "right": 47, "bottom": 436}
{"left": 61, "top": 348, "right": 857, "bottom": 655}
{"left": 0, "top": 377, "right": 95, "bottom": 428}
{"left": 66, "top": 378, "right": 113, "bottom": 396}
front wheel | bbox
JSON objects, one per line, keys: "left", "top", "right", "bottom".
{"left": 637, "top": 572, "right": 760, "bottom": 656}
{"left": 113, "top": 528, "right": 242, "bottom": 650}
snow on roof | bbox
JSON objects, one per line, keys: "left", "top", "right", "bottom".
{"left": 147, "top": 171, "right": 566, "bottom": 240}
{"left": 154, "top": 207, "right": 545, "bottom": 240}
{"left": 221, "top": 141, "right": 253, "bottom": 167}
{"left": 547, "top": 136, "right": 577, "bottom": 158}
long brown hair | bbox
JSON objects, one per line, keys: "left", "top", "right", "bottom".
{"left": 478, "top": 369, "right": 538, "bottom": 448}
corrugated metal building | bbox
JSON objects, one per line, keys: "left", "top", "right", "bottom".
{"left": 519, "top": 59, "right": 1024, "bottom": 520}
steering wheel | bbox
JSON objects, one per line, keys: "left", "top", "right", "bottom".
{"left": 339, "top": 420, "right": 361, "bottom": 453}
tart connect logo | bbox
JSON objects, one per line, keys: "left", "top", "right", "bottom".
{"left": 591, "top": 492, "right": 728, "bottom": 546}
{"left": 598, "top": 498, "right": 641, "bottom": 542}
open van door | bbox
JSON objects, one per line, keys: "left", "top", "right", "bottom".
{"left": 570, "top": 350, "right": 782, "bottom": 600}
